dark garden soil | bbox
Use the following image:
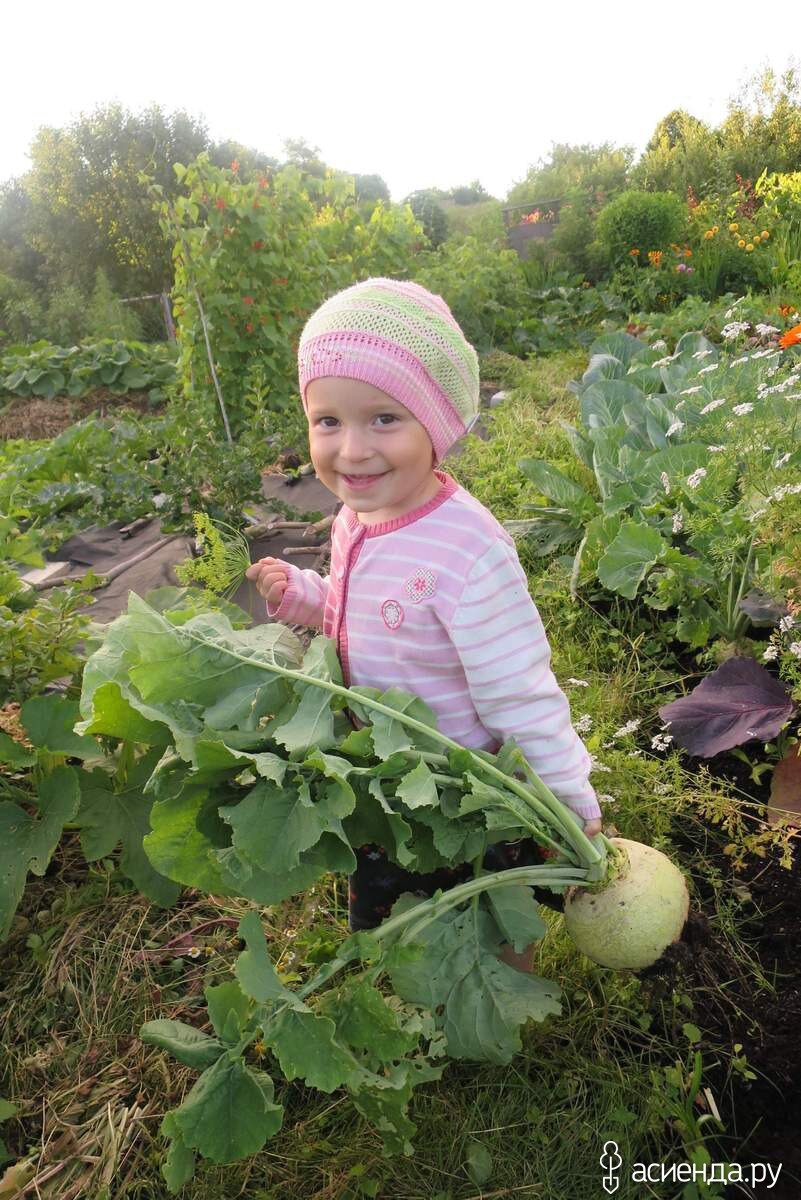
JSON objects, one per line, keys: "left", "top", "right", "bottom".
{"left": 0, "top": 389, "right": 157, "bottom": 440}
{"left": 641, "top": 750, "right": 800, "bottom": 1199}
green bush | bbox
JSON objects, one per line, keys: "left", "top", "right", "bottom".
{"left": 412, "top": 235, "right": 528, "bottom": 353}
{"left": 86, "top": 268, "right": 144, "bottom": 341}
{"left": 43, "top": 283, "right": 87, "bottom": 345}
{"left": 403, "top": 189, "right": 448, "bottom": 248}
{"left": 0, "top": 272, "right": 45, "bottom": 344}
{"left": 595, "top": 190, "right": 687, "bottom": 267}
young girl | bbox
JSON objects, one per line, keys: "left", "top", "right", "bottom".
{"left": 246, "top": 277, "right": 601, "bottom": 969}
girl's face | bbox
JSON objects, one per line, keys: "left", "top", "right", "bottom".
{"left": 306, "top": 377, "right": 440, "bottom": 524}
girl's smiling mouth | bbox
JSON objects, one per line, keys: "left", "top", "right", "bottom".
{"left": 341, "top": 472, "right": 388, "bottom": 490}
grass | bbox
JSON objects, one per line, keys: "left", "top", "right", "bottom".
{"left": 1, "top": 346, "right": 788, "bottom": 1199}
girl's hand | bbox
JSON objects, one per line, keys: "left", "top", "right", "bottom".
{"left": 583, "top": 817, "right": 602, "bottom": 838}
{"left": 245, "top": 556, "right": 290, "bottom": 606}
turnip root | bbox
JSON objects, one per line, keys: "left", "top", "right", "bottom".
{"left": 563, "top": 838, "right": 689, "bottom": 970}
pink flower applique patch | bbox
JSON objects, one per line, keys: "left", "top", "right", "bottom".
{"left": 381, "top": 599, "right": 404, "bottom": 630}
{"left": 403, "top": 568, "right": 437, "bottom": 604}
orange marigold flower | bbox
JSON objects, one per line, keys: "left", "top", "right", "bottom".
{"left": 647, "top": 250, "right": 663, "bottom": 268}
{"left": 778, "top": 323, "right": 801, "bottom": 349}
{"left": 628, "top": 248, "right": 640, "bottom": 256}
{"left": 779, "top": 304, "right": 794, "bottom": 317}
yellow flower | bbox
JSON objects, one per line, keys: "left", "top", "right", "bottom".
{"left": 753, "top": 233, "right": 761, "bottom": 242}
{"left": 738, "top": 239, "right": 746, "bottom": 248}
{"left": 761, "top": 230, "right": 770, "bottom": 239}
{"left": 729, "top": 223, "right": 739, "bottom": 232}
{"left": 712, "top": 225, "right": 719, "bottom": 234}
{"left": 746, "top": 243, "right": 754, "bottom": 252}
{"left": 704, "top": 230, "right": 714, "bottom": 240}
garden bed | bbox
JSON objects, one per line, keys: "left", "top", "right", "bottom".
{"left": 0, "top": 388, "right": 158, "bottom": 440}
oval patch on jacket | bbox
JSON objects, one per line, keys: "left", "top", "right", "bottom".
{"left": 381, "top": 599, "right": 404, "bottom": 630}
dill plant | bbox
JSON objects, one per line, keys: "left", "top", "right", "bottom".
{"left": 174, "top": 512, "right": 252, "bottom": 599}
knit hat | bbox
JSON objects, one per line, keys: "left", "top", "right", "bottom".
{"left": 297, "top": 277, "right": 480, "bottom": 466}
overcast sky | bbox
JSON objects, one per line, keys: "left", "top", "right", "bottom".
{"left": 2, "top": 1, "right": 796, "bottom": 201}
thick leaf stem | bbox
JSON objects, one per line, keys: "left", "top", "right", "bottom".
{"left": 291, "top": 864, "right": 592, "bottom": 1006}
{"left": 177, "top": 622, "right": 607, "bottom": 872}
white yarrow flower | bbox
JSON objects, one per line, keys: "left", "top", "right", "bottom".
{"left": 660, "top": 471, "right": 671, "bottom": 494}
{"left": 612, "top": 718, "right": 641, "bottom": 739}
{"left": 680, "top": 385, "right": 703, "bottom": 395}
{"left": 779, "top": 614, "right": 796, "bottom": 633}
{"left": 698, "top": 363, "right": 720, "bottom": 375}
{"left": 700, "top": 398, "right": 726, "bottom": 414}
{"left": 687, "top": 467, "right": 707, "bottom": 489}
{"left": 707, "top": 445, "right": 726, "bottom": 453}
{"left": 732, "top": 402, "right": 754, "bottom": 416}
{"left": 567, "top": 677, "right": 590, "bottom": 687}
{"left": 589, "top": 756, "right": 613, "bottom": 774}
{"left": 672, "top": 511, "right": 684, "bottom": 533}
{"left": 574, "top": 713, "right": 593, "bottom": 734}
{"left": 775, "top": 452, "right": 791, "bottom": 468}
{"left": 755, "top": 323, "right": 780, "bottom": 335}
{"left": 730, "top": 355, "right": 751, "bottom": 366}
{"left": 651, "top": 339, "right": 667, "bottom": 351}
{"left": 721, "top": 321, "right": 750, "bottom": 339}
{"left": 692, "top": 349, "right": 715, "bottom": 360}
{"left": 651, "top": 732, "right": 673, "bottom": 751}
{"left": 789, "top": 641, "right": 801, "bottom": 660}
{"left": 762, "top": 644, "right": 780, "bottom": 661}
{"left": 666, "top": 420, "right": 684, "bottom": 437}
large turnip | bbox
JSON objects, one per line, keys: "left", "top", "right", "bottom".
{"left": 563, "top": 838, "right": 690, "bottom": 970}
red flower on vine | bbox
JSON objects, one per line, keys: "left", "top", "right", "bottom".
{"left": 245, "top": 322, "right": 254, "bottom": 333}
{"left": 243, "top": 296, "right": 254, "bottom": 306}
{"left": 253, "top": 240, "right": 264, "bottom": 250}
{"left": 214, "top": 198, "right": 225, "bottom": 211}
{"left": 272, "top": 276, "right": 289, "bottom": 286}
{"left": 258, "top": 176, "right": 269, "bottom": 189}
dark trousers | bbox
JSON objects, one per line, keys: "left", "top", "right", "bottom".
{"left": 348, "top": 837, "right": 565, "bottom": 931}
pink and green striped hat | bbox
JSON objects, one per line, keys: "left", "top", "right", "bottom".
{"left": 298, "top": 277, "right": 480, "bottom": 465}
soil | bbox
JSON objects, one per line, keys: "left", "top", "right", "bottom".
{"left": 642, "top": 750, "right": 801, "bottom": 1199}
{"left": 0, "top": 389, "right": 157, "bottom": 440}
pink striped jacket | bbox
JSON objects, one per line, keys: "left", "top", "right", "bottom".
{"left": 267, "top": 470, "right": 600, "bottom": 820}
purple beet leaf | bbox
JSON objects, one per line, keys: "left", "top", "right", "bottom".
{"left": 658, "top": 657, "right": 797, "bottom": 758}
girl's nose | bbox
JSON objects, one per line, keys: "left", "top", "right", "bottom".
{"left": 339, "top": 426, "right": 372, "bottom": 460}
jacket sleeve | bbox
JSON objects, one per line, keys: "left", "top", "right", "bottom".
{"left": 448, "top": 539, "right": 601, "bottom": 822}
{"left": 266, "top": 561, "right": 331, "bottom": 629}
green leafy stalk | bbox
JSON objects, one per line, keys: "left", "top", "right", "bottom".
{"left": 172, "top": 619, "right": 609, "bottom": 875}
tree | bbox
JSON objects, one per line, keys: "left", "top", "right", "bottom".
{"left": 506, "top": 143, "right": 633, "bottom": 208}
{"left": 401, "top": 190, "right": 448, "bottom": 248}
{"left": 633, "top": 110, "right": 724, "bottom": 198}
{"left": 353, "top": 173, "right": 391, "bottom": 206}
{"left": 447, "top": 180, "right": 492, "bottom": 204}
{"left": 22, "top": 104, "right": 215, "bottom": 294}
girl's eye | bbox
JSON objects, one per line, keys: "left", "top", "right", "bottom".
{"left": 375, "top": 414, "right": 397, "bottom": 426}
